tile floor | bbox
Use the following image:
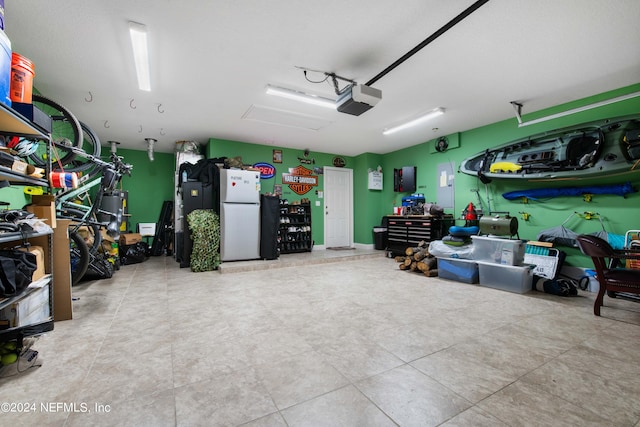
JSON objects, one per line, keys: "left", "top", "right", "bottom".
{"left": 2, "top": 248, "right": 640, "bottom": 426}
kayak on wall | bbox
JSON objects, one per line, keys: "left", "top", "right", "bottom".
{"left": 502, "top": 181, "right": 637, "bottom": 201}
{"left": 459, "top": 114, "right": 640, "bottom": 182}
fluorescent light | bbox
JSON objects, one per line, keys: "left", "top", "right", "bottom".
{"left": 383, "top": 107, "right": 445, "bottom": 135}
{"left": 266, "top": 85, "right": 336, "bottom": 109}
{"left": 129, "top": 21, "right": 151, "bottom": 91}
{"left": 514, "top": 91, "right": 640, "bottom": 127}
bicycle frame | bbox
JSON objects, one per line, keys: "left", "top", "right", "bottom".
{"left": 53, "top": 145, "right": 132, "bottom": 243}
{"left": 56, "top": 175, "right": 111, "bottom": 233}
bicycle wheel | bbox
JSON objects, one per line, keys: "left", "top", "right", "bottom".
{"left": 30, "top": 94, "right": 83, "bottom": 168}
{"left": 70, "top": 230, "right": 90, "bottom": 286}
{"left": 55, "top": 120, "right": 102, "bottom": 173}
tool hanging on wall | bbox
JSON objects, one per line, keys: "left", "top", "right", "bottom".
{"left": 470, "top": 188, "right": 485, "bottom": 216}
{"left": 580, "top": 211, "right": 599, "bottom": 220}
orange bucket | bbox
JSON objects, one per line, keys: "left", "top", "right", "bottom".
{"left": 10, "top": 52, "right": 35, "bottom": 103}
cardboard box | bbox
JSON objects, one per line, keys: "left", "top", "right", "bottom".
{"left": 76, "top": 225, "right": 95, "bottom": 247}
{"left": 19, "top": 245, "right": 46, "bottom": 282}
{"left": 100, "top": 229, "right": 118, "bottom": 256}
{"left": 11, "top": 159, "right": 33, "bottom": 175}
{"left": 31, "top": 219, "right": 73, "bottom": 321}
{"left": 51, "top": 219, "right": 72, "bottom": 321}
{"left": 26, "top": 194, "right": 57, "bottom": 229}
{"left": 120, "top": 233, "right": 142, "bottom": 245}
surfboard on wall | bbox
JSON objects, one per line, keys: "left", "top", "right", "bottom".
{"left": 459, "top": 114, "right": 640, "bottom": 182}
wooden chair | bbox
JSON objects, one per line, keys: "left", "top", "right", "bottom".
{"left": 576, "top": 234, "right": 640, "bottom": 316}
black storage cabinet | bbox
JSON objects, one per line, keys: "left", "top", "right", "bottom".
{"left": 179, "top": 181, "right": 214, "bottom": 267}
{"left": 385, "top": 215, "right": 453, "bottom": 256}
{"left": 260, "top": 194, "right": 280, "bottom": 260}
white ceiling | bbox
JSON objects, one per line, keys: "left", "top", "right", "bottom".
{"left": 5, "top": 0, "right": 640, "bottom": 156}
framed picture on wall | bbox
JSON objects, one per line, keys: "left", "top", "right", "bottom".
{"left": 273, "top": 149, "right": 282, "bottom": 163}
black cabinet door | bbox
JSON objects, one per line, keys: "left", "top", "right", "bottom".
{"left": 180, "top": 182, "right": 214, "bottom": 267}
{"left": 260, "top": 195, "right": 280, "bottom": 259}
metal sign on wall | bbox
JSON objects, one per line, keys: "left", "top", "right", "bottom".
{"left": 282, "top": 165, "right": 318, "bottom": 195}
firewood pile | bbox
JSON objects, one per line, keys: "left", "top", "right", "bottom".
{"left": 394, "top": 240, "right": 438, "bottom": 277}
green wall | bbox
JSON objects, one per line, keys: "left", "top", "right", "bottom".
{"left": 353, "top": 152, "right": 386, "bottom": 242}
{"left": 118, "top": 148, "right": 174, "bottom": 233}
{"left": 2, "top": 185, "right": 31, "bottom": 209}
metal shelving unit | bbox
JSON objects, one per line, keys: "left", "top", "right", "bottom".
{"left": 278, "top": 202, "right": 312, "bottom": 254}
{"left": 0, "top": 103, "right": 54, "bottom": 345}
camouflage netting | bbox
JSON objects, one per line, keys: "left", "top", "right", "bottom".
{"left": 187, "top": 209, "right": 220, "bottom": 272}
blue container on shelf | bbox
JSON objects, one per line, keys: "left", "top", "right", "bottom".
{"left": 0, "top": 29, "right": 11, "bottom": 108}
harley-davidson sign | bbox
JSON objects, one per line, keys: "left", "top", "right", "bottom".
{"left": 282, "top": 165, "right": 318, "bottom": 195}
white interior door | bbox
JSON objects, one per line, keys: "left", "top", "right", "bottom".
{"left": 324, "top": 167, "right": 353, "bottom": 248}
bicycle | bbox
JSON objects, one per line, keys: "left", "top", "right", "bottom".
{"left": 54, "top": 144, "right": 132, "bottom": 284}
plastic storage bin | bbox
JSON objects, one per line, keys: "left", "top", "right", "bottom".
{"left": 0, "top": 29, "right": 11, "bottom": 107}
{"left": 471, "top": 235, "right": 526, "bottom": 265}
{"left": 10, "top": 52, "right": 35, "bottom": 103}
{"left": 478, "top": 262, "right": 534, "bottom": 294}
{"left": 438, "top": 258, "right": 479, "bottom": 284}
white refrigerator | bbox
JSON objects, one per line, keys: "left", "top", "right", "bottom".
{"left": 219, "top": 169, "right": 261, "bottom": 261}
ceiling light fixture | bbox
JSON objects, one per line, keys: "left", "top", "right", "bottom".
{"left": 266, "top": 85, "right": 336, "bottom": 109}
{"left": 383, "top": 107, "right": 445, "bottom": 135}
{"left": 511, "top": 91, "right": 640, "bottom": 127}
{"left": 129, "top": 21, "right": 151, "bottom": 91}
